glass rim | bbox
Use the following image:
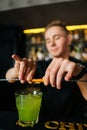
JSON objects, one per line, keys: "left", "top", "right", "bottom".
{"left": 15, "top": 87, "right": 42, "bottom": 95}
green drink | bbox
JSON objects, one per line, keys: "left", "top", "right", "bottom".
{"left": 15, "top": 87, "right": 42, "bottom": 127}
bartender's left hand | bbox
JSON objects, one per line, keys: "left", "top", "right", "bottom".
{"left": 44, "top": 58, "right": 82, "bottom": 89}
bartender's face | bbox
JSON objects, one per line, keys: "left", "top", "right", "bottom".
{"left": 44, "top": 26, "right": 70, "bottom": 58}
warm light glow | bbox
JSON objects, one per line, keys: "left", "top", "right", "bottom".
{"left": 23, "top": 25, "right": 87, "bottom": 34}
{"left": 23, "top": 28, "right": 45, "bottom": 34}
{"left": 66, "top": 25, "right": 87, "bottom": 31}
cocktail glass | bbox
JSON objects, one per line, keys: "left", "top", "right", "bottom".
{"left": 15, "top": 86, "right": 42, "bottom": 127}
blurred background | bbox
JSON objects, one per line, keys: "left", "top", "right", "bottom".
{"left": 0, "top": 0, "right": 87, "bottom": 118}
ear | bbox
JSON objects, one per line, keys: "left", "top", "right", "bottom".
{"left": 67, "top": 34, "right": 72, "bottom": 46}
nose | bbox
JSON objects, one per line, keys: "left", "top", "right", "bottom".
{"left": 50, "top": 39, "right": 55, "bottom": 46}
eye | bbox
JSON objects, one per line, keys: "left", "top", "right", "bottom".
{"left": 54, "top": 35, "right": 60, "bottom": 40}
{"left": 45, "top": 39, "right": 50, "bottom": 44}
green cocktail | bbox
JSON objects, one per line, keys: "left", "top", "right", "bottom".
{"left": 15, "top": 87, "right": 42, "bottom": 127}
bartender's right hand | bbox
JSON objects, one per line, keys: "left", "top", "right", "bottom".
{"left": 5, "top": 54, "right": 37, "bottom": 83}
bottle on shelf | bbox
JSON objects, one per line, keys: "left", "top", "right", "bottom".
{"left": 29, "top": 47, "right": 37, "bottom": 61}
{"left": 36, "top": 35, "right": 42, "bottom": 44}
{"left": 31, "top": 36, "right": 37, "bottom": 44}
{"left": 36, "top": 47, "right": 45, "bottom": 61}
{"left": 84, "top": 29, "right": 87, "bottom": 41}
{"left": 73, "top": 30, "right": 79, "bottom": 41}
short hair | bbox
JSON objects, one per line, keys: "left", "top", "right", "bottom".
{"left": 45, "top": 20, "right": 69, "bottom": 35}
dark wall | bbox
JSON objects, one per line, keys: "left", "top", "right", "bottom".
{"left": 0, "top": 26, "right": 26, "bottom": 78}
{"left": 0, "top": 26, "right": 26, "bottom": 111}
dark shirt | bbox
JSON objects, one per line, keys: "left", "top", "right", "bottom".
{"left": 34, "top": 57, "right": 87, "bottom": 121}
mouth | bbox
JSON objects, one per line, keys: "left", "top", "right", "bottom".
{"left": 51, "top": 48, "right": 58, "bottom": 52}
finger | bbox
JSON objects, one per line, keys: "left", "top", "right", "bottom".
{"left": 44, "top": 69, "right": 50, "bottom": 86}
{"left": 44, "top": 59, "right": 56, "bottom": 86}
{"left": 49, "top": 61, "right": 61, "bottom": 87}
{"left": 20, "top": 80, "right": 26, "bottom": 84}
{"left": 26, "top": 59, "right": 35, "bottom": 78}
{"left": 26, "top": 61, "right": 37, "bottom": 82}
{"left": 65, "top": 63, "right": 76, "bottom": 81}
{"left": 18, "top": 58, "right": 34, "bottom": 82}
{"left": 56, "top": 68, "right": 65, "bottom": 89}
{"left": 12, "top": 54, "right": 22, "bottom": 62}
{"left": 11, "top": 54, "right": 22, "bottom": 69}
{"left": 56, "top": 60, "right": 75, "bottom": 88}
{"left": 25, "top": 60, "right": 35, "bottom": 79}
{"left": 44, "top": 58, "right": 63, "bottom": 86}
{"left": 18, "top": 58, "right": 28, "bottom": 80}
{"left": 56, "top": 60, "right": 68, "bottom": 89}
{"left": 65, "top": 71, "right": 73, "bottom": 81}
